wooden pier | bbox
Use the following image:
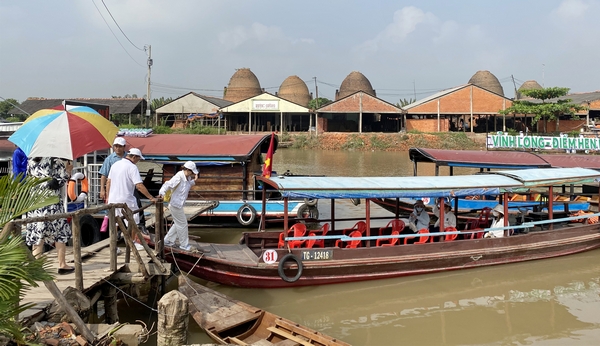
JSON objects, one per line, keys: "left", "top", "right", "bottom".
{"left": 2, "top": 201, "right": 171, "bottom": 344}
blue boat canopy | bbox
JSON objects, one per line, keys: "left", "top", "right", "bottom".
{"left": 260, "top": 168, "right": 600, "bottom": 199}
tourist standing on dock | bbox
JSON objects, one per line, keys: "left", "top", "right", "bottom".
{"left": 99, "top": 137, "right": 126, "bottom": 201}
{"left": 158, "top": 161, "right": 199, "bottom": 251}
{"left": 106, "top": 148, "right": 156, "bottom": 249}
{"left": 26, "top": 157, "right": 74, "bottom": 274}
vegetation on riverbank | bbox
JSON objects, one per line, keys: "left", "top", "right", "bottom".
{"left": 282, "top": 131, "right": 486, "bottom": 151}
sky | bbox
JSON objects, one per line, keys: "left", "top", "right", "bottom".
{"left": 1, "top": 0, "right": 599, "bottom": 106}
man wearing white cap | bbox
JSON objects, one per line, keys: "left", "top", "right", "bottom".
{"left": 158, "top": 161, "right": 199, "bottom": 251}
{"left": 106, "top": 148, "right": 156, "bottom": 249}
{"left": 99, "top": 137, "right": 127, "bottom": 201}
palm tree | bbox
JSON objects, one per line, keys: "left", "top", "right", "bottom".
{"left": 0, "top": 174, "right": 57, "bottom": 344}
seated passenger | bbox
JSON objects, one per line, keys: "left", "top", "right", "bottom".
{"left": 430, "top": 198, "right": 456, "bottom": 233}
{"left": 484, "top": 204, "right": 509, "bottom": 238}
{"left": 408, "top": 200, "right": 430, "bottom": 233}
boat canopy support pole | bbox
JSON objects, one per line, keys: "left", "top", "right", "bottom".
{"left": 548, "top": 186, "right": 554, "bottom": 230}
{"left": 260, "top": 183, "right": 267, "bottom": 231}
{"left": 366, "top": 199, "right": 371, "bottom": 247}
{"left": 331, "top": 199, "right": 336, "bottom": 232}
{"left": 283, "top": 198, "right": 289, "bottom": 232}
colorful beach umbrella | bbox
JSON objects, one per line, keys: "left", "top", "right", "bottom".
{"left": 8, "top": 104, "right": 119, "bottom": 160}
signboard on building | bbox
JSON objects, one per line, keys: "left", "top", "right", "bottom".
{"left": 252, "top": 100, "right": 279, "bottom": 111}
{"left": 487, "top": 133, "right": 600, "bottom": 152}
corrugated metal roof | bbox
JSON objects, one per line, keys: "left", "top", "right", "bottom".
{"left": 9, "top": 98, "right": 145, "bottom": 115}
{"left": 260, "top": 168, "right": 600, "bottom": 199}
{"left": 409, "top": 148, "right": 550, "bottom": 169}
{"left": 124, "top": 134, "right": 276, "bottom": 162}
{"left": 409, "top": 148, "right": 600, "bottom": 170}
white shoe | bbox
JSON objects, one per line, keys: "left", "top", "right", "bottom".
{"left": 179, "top": 244, "right": 191, "bottom": 251}
{"left": 164, "top": 241, "right": 175, "bottom": 247}
{"left": 134, "top": 242, "right": 144, "bottom": 251}
{"left": 116, "top": 248, "right": 122, "bottom": 256}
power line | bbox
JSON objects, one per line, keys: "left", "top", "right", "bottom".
{"left": 101, "top": 0, "right": 144, "bottom": 51}
{"left": 91, "top": 0, "right": 144, "bottom": 68}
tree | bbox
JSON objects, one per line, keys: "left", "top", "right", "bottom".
{"left": 0, "top": 175, "right": 57, "bottom": 344}
{"left": 499, "top": 87, "right": 585, "bottom": 133}
{"left": 0, "top": 98, "right": 19, "bottom": 118}
{"left": 308, "top": 97, "right": 332, "bottom": 110}
{"left": 396, "top": 98, "right": 415, "bottom": 108}
{"left": 151, "top": 96, "right": 173, "bottom": 111}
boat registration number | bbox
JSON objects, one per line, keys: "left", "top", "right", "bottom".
{"left": 300, "top": 250, "right": 333, "bottom": 261}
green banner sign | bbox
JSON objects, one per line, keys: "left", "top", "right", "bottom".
{"left": 487, "top": 134, "right": 600, "bottom": 152}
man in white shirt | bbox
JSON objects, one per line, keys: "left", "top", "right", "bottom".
{"left": 431, "top": 198, "right": 457, "bottom": 232}
{"left": 106, "top": 148, "right": 156, "bottom": 249}
{"left": 408, "top": 199, "right": 430, "bottom": 232}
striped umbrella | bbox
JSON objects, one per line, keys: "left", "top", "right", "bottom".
{"left": 8, "top": 104, "right": 119, "bottom": 160}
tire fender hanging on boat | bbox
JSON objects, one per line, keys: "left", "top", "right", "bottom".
{"left": 236, "top": 203, "right": 257, "bottom": 226}
{"left": 303, "top": 198, "right": 318, "bottom": 207}
{"left": 278, "top": 253, "right": 303, "bottom": 283}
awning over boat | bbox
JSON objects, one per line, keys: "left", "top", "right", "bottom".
{"left": 409, "top": 148, "right": 600, "bottom": 170}
{"left": 125, "top": 134, "right": 277, "bottom": 162}
{"left": 490, "top": 167, "right": 600, "bottom": 186}
{"left": 409, "top": 148, "right": 550, "bottom": 169}
{"left": 259, "top": 168, "right": 600, "bottom": 199}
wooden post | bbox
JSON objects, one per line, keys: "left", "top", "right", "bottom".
{"left": 116, "top": 216, "right": 150, "bottom": 279}
{"left": 71, "top": 212, "right": 83, "bottom": 291}
{"left": 157, "top": 290, "right": 188, "bottom": 346}
{"left": 155, "top": 199, "right": 165, "bottom": 259}
{"left": 109, "top": 207, "right": 117, "bottom": 272}
{"left": 102, "top": 285, "right": 119, "bottom": 324}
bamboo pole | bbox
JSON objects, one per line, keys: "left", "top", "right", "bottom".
{"left": 109, "top": 207, "right": 117, "bottom": 272}
{"left": 71, "top": 212, "right": 83, "bottom": 291}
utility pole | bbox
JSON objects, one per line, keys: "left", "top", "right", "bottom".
{"left": 413, "top": 80, "right": 416, "bottom": 101}
{"left": 313, "top": 77, "right": 319, "bottom": 108}
{"left": 511, "top": 75, "right": 518, "bottom": 99}
{"left": 146, "top": 45, "right": 152, "bottom": 128}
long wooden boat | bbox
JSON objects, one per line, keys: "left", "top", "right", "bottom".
{"left": 177, "top": 275, "right": 350, "bottom": 346}
{"left": 158, "top": 167, "right": 600, "bottom": 288}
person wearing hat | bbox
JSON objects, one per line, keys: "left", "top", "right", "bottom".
{"left": 99, "top": 136, "right": 127, "bottom": 201}
{"left": 430, "top": 198, "right": 456, "bottom": 235}
{"left": 485, "top": 204, "right": 509, "bottom": 238}
{"left": 408, "top": 199, "right": 430, "bottom": 233}
{"left": 158, "top": 161, "right": 200, "bottom": 251}
{"left": 106, "top": 148, "right": 157, "bottom": 249}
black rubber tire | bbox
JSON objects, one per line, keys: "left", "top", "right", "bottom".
{"left": 236, "top": 204, "right": 257, "bottom": 226}
{"left": 303, "top": 198, "right": 318, "bottom": 207}
{"left": 297, "top": 204, "right": 319, "bottom": 220}
{"left": 277, "top": 253, "right": 303, "bottom": 283}
{"left": 79, "top": 214, "right": 100, "bottom": 247}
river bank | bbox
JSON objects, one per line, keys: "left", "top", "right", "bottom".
{"left": 282, "top": 131, "right": 487, "bottom": 151}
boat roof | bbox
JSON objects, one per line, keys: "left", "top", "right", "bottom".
{"left": 409, "top": 148, "right": 600, "bottom": 170}
{"left": 124, "top": 134, "right": 277, "bottom": 163}
{"left": 258, "top": 168, "right": 600, "bottom": 199}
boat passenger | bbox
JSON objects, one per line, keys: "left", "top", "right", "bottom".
{"left": 430, "top": 198, "right": 456, "bottom": 233}
{"left": 484, "top": 204, "right": 509, "bottom": 238}
{"left": 408, "top": 199, "right": 430, "bottom": 233}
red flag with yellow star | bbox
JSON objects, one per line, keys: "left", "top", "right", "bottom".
{"left": 262, "top": 133, "right": 275, "bottom": 178}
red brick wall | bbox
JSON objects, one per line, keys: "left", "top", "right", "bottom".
{"left": 409, "top": 86, "right": 512, "bottom": 114}
{"left": 538, "top": 119, "right": 586, "bottom": 133}
{"left": 406, "top": 119, "right": 450, "bottom": 132}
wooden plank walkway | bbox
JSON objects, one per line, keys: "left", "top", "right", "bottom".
{"left": 144, "top": 201, "right": 217, "bottom": 228}
{"left": 19, "top": 238, "right": 167, "bottom": 322}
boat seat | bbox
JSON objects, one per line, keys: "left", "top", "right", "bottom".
{"left": 404, "top": 228, "right": 429, "bottom": 244}
{"left": 477, "top": 207, "right": 492, "bottom": 228}
{"left": 444, "top": 227, "right": 458, "bottom": 241}
{"left": 343, "top": 221, "right": 367, "bottom": 236}
{"left": 277, "top": 223, "right": 307, "bottom": 249}
{"left": 307, "top": 223, "right": 330, "bottom": 248}
{"left": 335, "top": 230, "right": 362, "bottom": 248}
{"left": 464, "top": 219, "right": 484, "bottom": 239}
{"left": 377, "top": 219, "right": 404, "bottom": 246}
